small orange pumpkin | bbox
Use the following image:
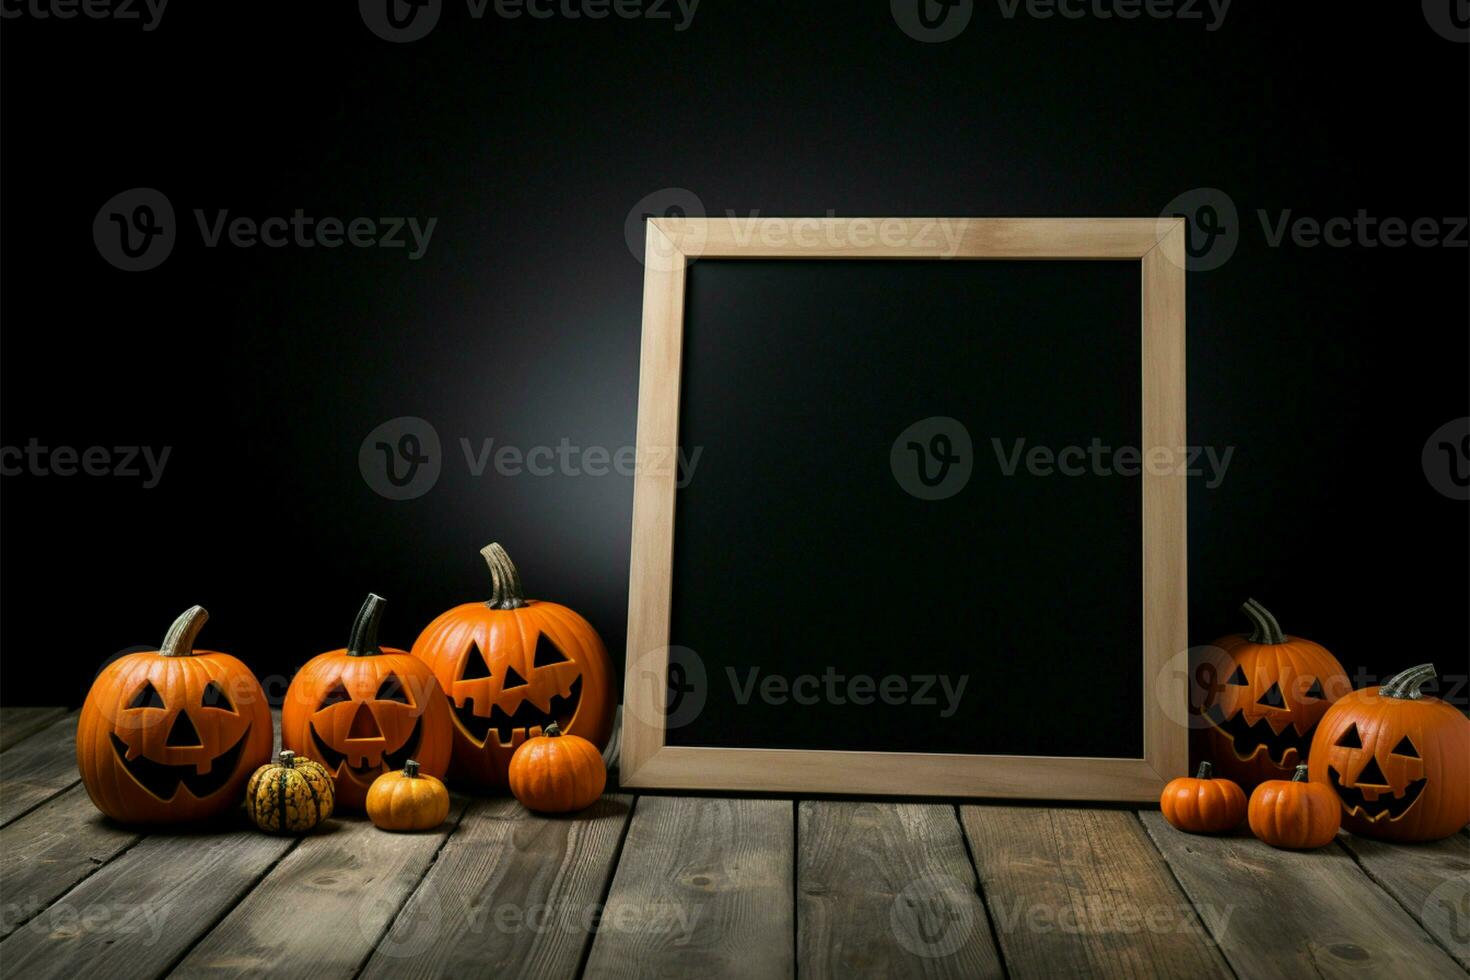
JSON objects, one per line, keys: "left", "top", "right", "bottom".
{"left": 77, "top": 606, "right": 273, "bottom": 824}
{"left": 1160, "top": 762, "right": 1247, "bottom": 834}
{"left": 507, "top": 722, "right": 606, "bottom": 813}
{"left": 1247, "top": 764, "right": 1340, "bottom": 849}
{"left": 283, "top": 594, "right": 453, "bottom": 809}
{"left": 411, "top": 543, "right": 615, "bottom": 789}
{"left": 1195, "top": 600, "right": 1350, "bottom": 791}
{"left": 366, "top": 760, "right": 450, "bottom": 832}
{"left": 1308, "top": 663, "right": 1469, "bottom": 842}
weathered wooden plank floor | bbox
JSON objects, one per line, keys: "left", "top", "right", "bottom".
{"left": 1, "top": 708, "right": 1465, "bottom": 979}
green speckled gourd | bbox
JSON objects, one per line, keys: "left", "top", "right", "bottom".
{"left": 245, "top": 750, "right": 334, "bottom": 834}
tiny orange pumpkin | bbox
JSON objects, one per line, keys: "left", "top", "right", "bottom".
{"left": 1247, "top": 764, "right": 1340, "bottom": 849}
{"left": 507, "top": 722, "right": 606, "bottom": 813}
{"left": 1160, "top": 762, "right": 1247, "bottom": 834}
{"left": 366, "top": 760, "right": 450, "bottom": 832}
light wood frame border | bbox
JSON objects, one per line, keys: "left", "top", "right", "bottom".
{"left": 623, "top": 217, "right": 1187, "bottom": 802}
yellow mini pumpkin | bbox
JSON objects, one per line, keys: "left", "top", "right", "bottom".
{"left": 366, "top": 760, "right": 450, "bottom": 831}
{"left": 245, "top": 750, "right": 335, "bottom": 834}
{"left": 507, "top": 722, "right": 606, "bottom": 813}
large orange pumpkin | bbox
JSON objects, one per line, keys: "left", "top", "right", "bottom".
{"left": 1195, "top": 599, "right": 1349, "bottom": 790}
{"left": 77, "top": 606, "right": 272, "bottom": 824}
{"left": 283, "top": 594, "right": 452, "bottom": 809}
{"left": 1308, "top": 663, "right": 1470, "bottom": 842}
{"left": 411, "top": 543, "right": 614, "bottom": 788}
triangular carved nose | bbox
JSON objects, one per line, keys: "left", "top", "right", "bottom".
{"left": 167, "top": 711, "right": 202, "bottom": 747}
{"left": 1256, "top": 682, "right": 1286, "bottom": 709}
{"left": 1355, "top": 756, "right": 1389, "bottom": 787}
{"left": 347, "top": 702, "right": 381, "bottom": 740}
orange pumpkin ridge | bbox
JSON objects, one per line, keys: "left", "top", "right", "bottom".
{"left": 366, "top": 759, "right": 451, "bottom": 832}
{"left": 508, "top": 722, "right": 607, "bottom": 813}
{"left": 77, "top": 606, "right": 273, "bottom": 824}
{"left": 411, "top": 543, "right": 615, "bottom": 789}
{"left": 282, "top": 594, "right": 453, "bottom": 810}
{"left": 1308, "top": 663, "right": 1470, "bottom": 842}
{"left": 1194, "top": 599, "right": 1349, "bottom": 791}
{"left": 1160, "top": 761, "right": 1247, "bottom": 834}
{"left": 1247, "top": 764, "right": 1340, "bottom": 850}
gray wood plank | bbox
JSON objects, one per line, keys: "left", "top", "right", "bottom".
{"left": 962, "top": 807, "right": 1230, "bottom": 980}
{"left": 0, "top": 707, "right": 68, "bottom": 752}
{"left": 0, "top": 825, "right": 296, "bottom": 980}
{"left": 800, "top": 801, "right": 1003, "bottom": 979}
{"left": 1141, "top": 811, "right": 1463, "bottom": 979}
{"left": 0, "top": 713, "right": 80, "bottom": 828}
{"left": 584, "top": 796, "right": 794, "bottom": 979}
{"left": 169, "top": 799, "right": 469, "bottom": 980}
{"left": 357, "top": 792, "right": 634, "bottom": 980}
{"left": 1337, "top": 831, "right": 1470, "bottom": 971}
{"left": 0, "top": 783, "right": 142, "bottom": 940}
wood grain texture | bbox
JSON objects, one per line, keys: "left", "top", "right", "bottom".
{"left": 800, "top": 801, "right": 1002, "bottom": 979}
{"left": 358, "top": 792, "right": 634, "bottom": 980}
{"left": 170, "top": 800, "right": 469, "bottom": 979}
{"left": 0, "top": 825, "right": 296, "bottom": 980}
{"left": 0, "top": 713, "right": 80, "bottom": 828}
{"left": 1337, "top": 831, "right": 1470, "bottom": 970}
{"left": 0, "top": 707, "right": 68, "bottom": 752}
{"left": 584, "top": 796, "right": 794, "bottom": 979}
{"left": 1141, "top": 812, "right": 1464, "bottom": 979}
{"left": 963, "top": 807, "right": 1229, "bottom": 980}
{"left": 0, "top": 783, "right": 141, "bottom": 940}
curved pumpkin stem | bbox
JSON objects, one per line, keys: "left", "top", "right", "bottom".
{"left": 347, "top": 593, "right": 386, "bottom": 657}
{"left": 159, "top": 606, "right": 209, "bottom": 658}
{"left": 403, "top": 760, "right": 420, "bottom": 778}
{"left": 1195, "top": 762, "right": 1214, "bottom": 779}
{"left": 482, "top": 543, "right": 527, "bottom": 610}
{"left": 279, "top": 750, "right": 297, "bottom": 769}
{"left": 1291, "top": 764, "right": 1309, "bottom": 782}
{"left": 1382, "top": 664, "right": 1436, "bottom": 700}
{"left": 543, "top": 722, "right": 563, "bottom": 738}
{"left": 1241, "top": 599, "right": 1286, "bottom": 645}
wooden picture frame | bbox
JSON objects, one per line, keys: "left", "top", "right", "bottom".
{"left": 622, "top": 217, "right": 1188, "bottom": 801}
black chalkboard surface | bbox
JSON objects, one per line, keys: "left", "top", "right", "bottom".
{"left": 666, "top": 259, "right": 1143, "bottom": 759}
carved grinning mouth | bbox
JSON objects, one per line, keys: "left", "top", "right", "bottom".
{"left": 1205, "top": 703, "right": 1313, "bottom": 766}
{"left": 1328, "top": 765, "right": 1428, "bottom": 822}
{"left": 310, "top": 716, "right": 422, "bottom": 782}
{"left": 109, "top": 728, "right": 250, "bottom": 801}
{"left": 453, "top": 675, "right": 582, "bottom": 747}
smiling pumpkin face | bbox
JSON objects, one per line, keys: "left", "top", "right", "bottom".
{"left": 282, "top": 594, "right": 452, "bottom": 809}
{"left": 78, "top": 606, "right": 273, "bottom": 824}
{"left": 411, "top": 544, "right": 614, "bottom": 788}
{"left": 1196, "top": 600, "right": 1349, "bottom": 790}
{"left": 1309, "top": 663, "right": 1470, "bottom": 842}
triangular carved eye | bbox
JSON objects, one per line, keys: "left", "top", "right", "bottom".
{"left": 1226, "top": 666, "right": 1249, "bottom": 686}
{"left": 502, "top": 666, "right": 528, "bottom": 690}
{"left": 129, "top": 681, "right": 166, "bottom": 710}
{"left": 201, "top": 681, "right": 234, "bottom": 711}
{"left": 1391, "top": 735, "right": 1419, "bottom": 759}
{"left": 1356, "top": 756, "right": 1389, "bottom": 786}
{"left": 1335, "top": 723, "right": 1363, "bottom": 749}
{"left": 375, "top": 674, "right": 411, "bottom": 704}
{"left": 533, "top": 633, "right": 569, "bottom": 669}
{"left": 320, "top": 681, "right": 351, "bottom": 709}
{"left": 1303, "top": 678, "right": 1324, "bottom": 700}
{"left": 459, "top": 643, "right": 491, "bottom": 681}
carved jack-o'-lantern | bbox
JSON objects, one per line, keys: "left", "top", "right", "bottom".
{"left": 282, "top": 594, "right": 452, "bottom": 809}
{"left": 1309, "top": 663, "right": 1470, "bottom": 842}
{"left": 411, "top": 544, "right": 614, "bottom": 788}
{"left": 77, "top": 606, "right": 273, "bottom": 824}
{"left": 1195, "top": 599, "right": 1350, "bottom": 790}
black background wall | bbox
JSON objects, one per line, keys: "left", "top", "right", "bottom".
{"left": 1, "top": 1, "right": 1466, "bottom": 708}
